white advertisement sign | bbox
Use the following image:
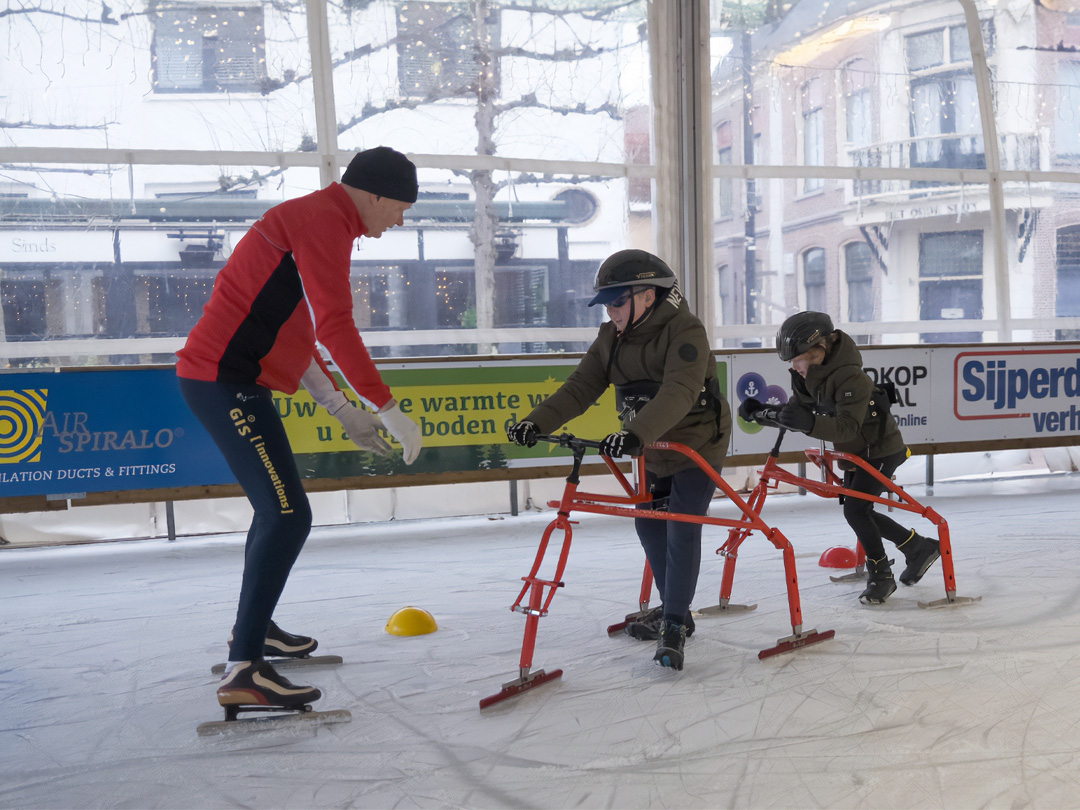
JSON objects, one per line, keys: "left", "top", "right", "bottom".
{"left": 725, "top": 343, "right": 1078, "bottom": 460}
{"left": 933, "top": 345, "right": 1080, "bottom": 442}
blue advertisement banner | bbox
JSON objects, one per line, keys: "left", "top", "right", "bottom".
{"left": 0, "top": 368, "right": 232, "bottom": 497}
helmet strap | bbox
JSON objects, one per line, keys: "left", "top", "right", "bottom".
{"left": 618, "top": 288, "right": 658, "bottom": 336}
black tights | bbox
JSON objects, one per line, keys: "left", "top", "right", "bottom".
{"left": 842, "top": 448, "right": 914, "bottom": 561}
{"left": 179, "top": 378, "right": 312, "bottom": 661}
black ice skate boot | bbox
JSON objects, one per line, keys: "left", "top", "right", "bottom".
{"left": 653, "top": 620, "right": 687, "bottom": 670}
{"left": 263, "top": 620, "right": 318, "bottom": 658}
{"left": 229, "top": 620, "right": 319, "bottom": 659}
{"left": 896, "top": 532, "right": 941, "bottom": 586}
{"left": 216, "top": 660, "right": 322, "bottom": 708}
{"left": 859, "top": 556, "right": 897, "bottom": 605}
{"left": 626, "top": 607, "right": 695, "bottom": 641}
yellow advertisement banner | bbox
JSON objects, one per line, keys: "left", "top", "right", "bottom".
{"left": 278, "top": 366, "right": 620, "bottom": 456}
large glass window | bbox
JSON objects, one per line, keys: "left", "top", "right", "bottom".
{"left": 397, "top": 1, "right": 499, "bottom": 99}
{"left": 844, "top": 60, "right": 874, "bottom": 155}
{"left": 1057, "top": 225, "right": 1080, "bottom": 340}
{"left": 802, "top": 79, "right": 825, "bottom": 192}
{"left": 919, "top": 230, "right": 983, "bottom": 343}
{"left": 845, "top": 241, "right": 875, "bottom": 343}
{"left": 1, "top": 279, "right": 49, "bottom": 340}
{"left": 906, "top": 24, "right": 987, "bottom": 170}
{"left": 5, "top": 0, "right": 1080, "bottom": 366}
{"left": 803, "top": 248, "right": 826, "bottom": 311}
{"left": 152, "top": 5, "right": 268, "bottom": 94}
{"left": 716, "top": 122, "right": 734, "bottom": 218}
{"left": 1059, "top": 61, "right": 1080, "bottom": 159}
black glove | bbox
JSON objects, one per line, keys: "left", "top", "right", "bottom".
{"left": 738, "top": 398, "right": 763, "bottom": 423}
{"left": 599, "top": 430, "right": 643, "bottom": 458}
{"left": 778, "top": 401, "right": 815, "bottom": 433}
{"left": 739, "top": 397, "right": 782, "bottom": 426}
{"left": 506, "top": 420, "right": 538, "bottom": 447}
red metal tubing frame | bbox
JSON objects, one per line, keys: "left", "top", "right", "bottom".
{"left": 714, "top": 458, "right": 777, "bottom": 604}
{"left": 510, "top": 504, "right": 575, "bottom": 672}
{"left": 758, "top": 448, "right": 958, "bottom": 597}
{"left": 505, "top": 436, "right": 840, "bottom": 679}
{"left": 557, "top": 441, "right": 807, "bottom": 631}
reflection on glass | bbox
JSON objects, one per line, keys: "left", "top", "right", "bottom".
{"left": 709, "top": 0, "right": 1080, "bottom": 344}
{"left": 330, "top": 0, "right": 649, "bottom": 161}
{"left": 152, "top": 6, "right": 267, "bottom": 94}
{"left": 1, "top": 1, "right": 316, "bottom": 152}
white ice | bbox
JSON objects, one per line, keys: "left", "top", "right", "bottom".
{"left": 3, "top": 471, "right": 1080, "bottom": 809}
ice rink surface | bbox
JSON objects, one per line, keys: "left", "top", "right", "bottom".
{"left": 4, "top": 472, "right": 1080, "bottom": 810}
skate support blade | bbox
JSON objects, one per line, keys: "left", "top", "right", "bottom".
{"left": 607, "top": 607, "right": 653, "bottom": 636}
{"left": 919, "top": 594, "right": 982, "bottom": 609}
{"left": 197, "top": 706, "right": 351, "bottom": 737}
{"left": 210, "top": 655, "right": 343, "bottom": 675}
{"left": 758, "top": 628, "right": 835, "bottom": 660}
{"left": 479, "top": 668, "right": 563, "bottom": 710}
{"left": 696, "top": 601, "right": 758, "bottom": 615}
{"left": 829, "top": 571, "right": 865, "bottom": 583}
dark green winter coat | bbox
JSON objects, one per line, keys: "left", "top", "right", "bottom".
{"left": 524, "top": 287, "right": 730, "bottom": 477}
{"left": 791, "top": 330, "right": 906, "bottom": 460}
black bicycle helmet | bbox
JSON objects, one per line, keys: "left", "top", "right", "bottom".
{"left": 776, "top": 311, "right": 834, "bottom": 361}
{"left": 588, "top": 249, "right": 677, "bottom": 306}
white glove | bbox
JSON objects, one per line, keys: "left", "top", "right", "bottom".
{"left": 379, "top": 400, "right": 422, "bottom": 465}
{"left": 331, "top": 401, "right": 392, "bottom": 456}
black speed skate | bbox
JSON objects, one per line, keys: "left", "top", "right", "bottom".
{"left": 216, "top": 659, "right": 322, "bottom": 711}
{"left": 213, "top": 622, "right": 335, "bottom": 676}
{"left": 263, "top": 620, "right": 318, "bottom": 657}
{"left": 653, "top": 620, "right": 687, "bottom": 670}
{"left": 228, "top": 620, "right": 318, "bottom": 658}
{"left": 199, "top": 663, "right": 345, "bottom": 736}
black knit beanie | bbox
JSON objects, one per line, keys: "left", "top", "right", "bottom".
{"left": 341, "top": 146, "right": 418, "bottom": 203}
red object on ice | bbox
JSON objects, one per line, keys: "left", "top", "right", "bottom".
{"left": 819, "top": 546, "right": 857, "bottom": 569}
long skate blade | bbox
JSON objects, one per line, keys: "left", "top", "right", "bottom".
{"left": 197, "top": 708, "right": 351, "bottom": 737}
{"left": 758, "top": 629, "right": 835, "bottom": 660}
{"left": 696, "top": 602, "right": 758, "bottom": 615}
{"left": 918, "top": 594, "right": 982, "bottom": 609}
{"left": 210, "top": 655, "right": 343, "bottom": 675}
{"left": 479, "top": 668, "right": 563, "bottom": 710}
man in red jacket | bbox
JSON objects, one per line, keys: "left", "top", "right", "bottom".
{"left": 177, "top": 146, "right": 422, "bottom": 712}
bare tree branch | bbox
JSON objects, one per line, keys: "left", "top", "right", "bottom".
{"left": 0, "top": 120, "right": 114, "bottom": 131}
{"left": 0, "top": 2, "right": 118, "bottom": 24}
{"left": 494, "top": 94, "right": 621, "bottom": 119}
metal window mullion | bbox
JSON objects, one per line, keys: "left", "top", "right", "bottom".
{"left": 959, "top": 0, "right": 1010, "bottom": 340}
{"left": 306, "top": 0, "right": 339, "bottom": 187}
{"left": 685, "top": 0, "right": 713, "bottom": 331}
{"left": 648, "top": 0, "right": 712, "bottom": 325}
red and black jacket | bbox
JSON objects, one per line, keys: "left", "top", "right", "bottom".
{"left": 176, "top": 183, "right": 392, "bottom": 409}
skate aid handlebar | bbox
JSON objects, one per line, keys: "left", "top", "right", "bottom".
{"left": 536, "top": 433, "right": 605, "bottom": 452}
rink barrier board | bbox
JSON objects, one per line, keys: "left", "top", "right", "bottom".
{"left": 0, "top": 341, "right": 1078, "bottom": 514}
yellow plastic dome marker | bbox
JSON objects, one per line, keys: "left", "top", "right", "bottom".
{"left": 385, "top": 606, "right": 438, "bottom": 636}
